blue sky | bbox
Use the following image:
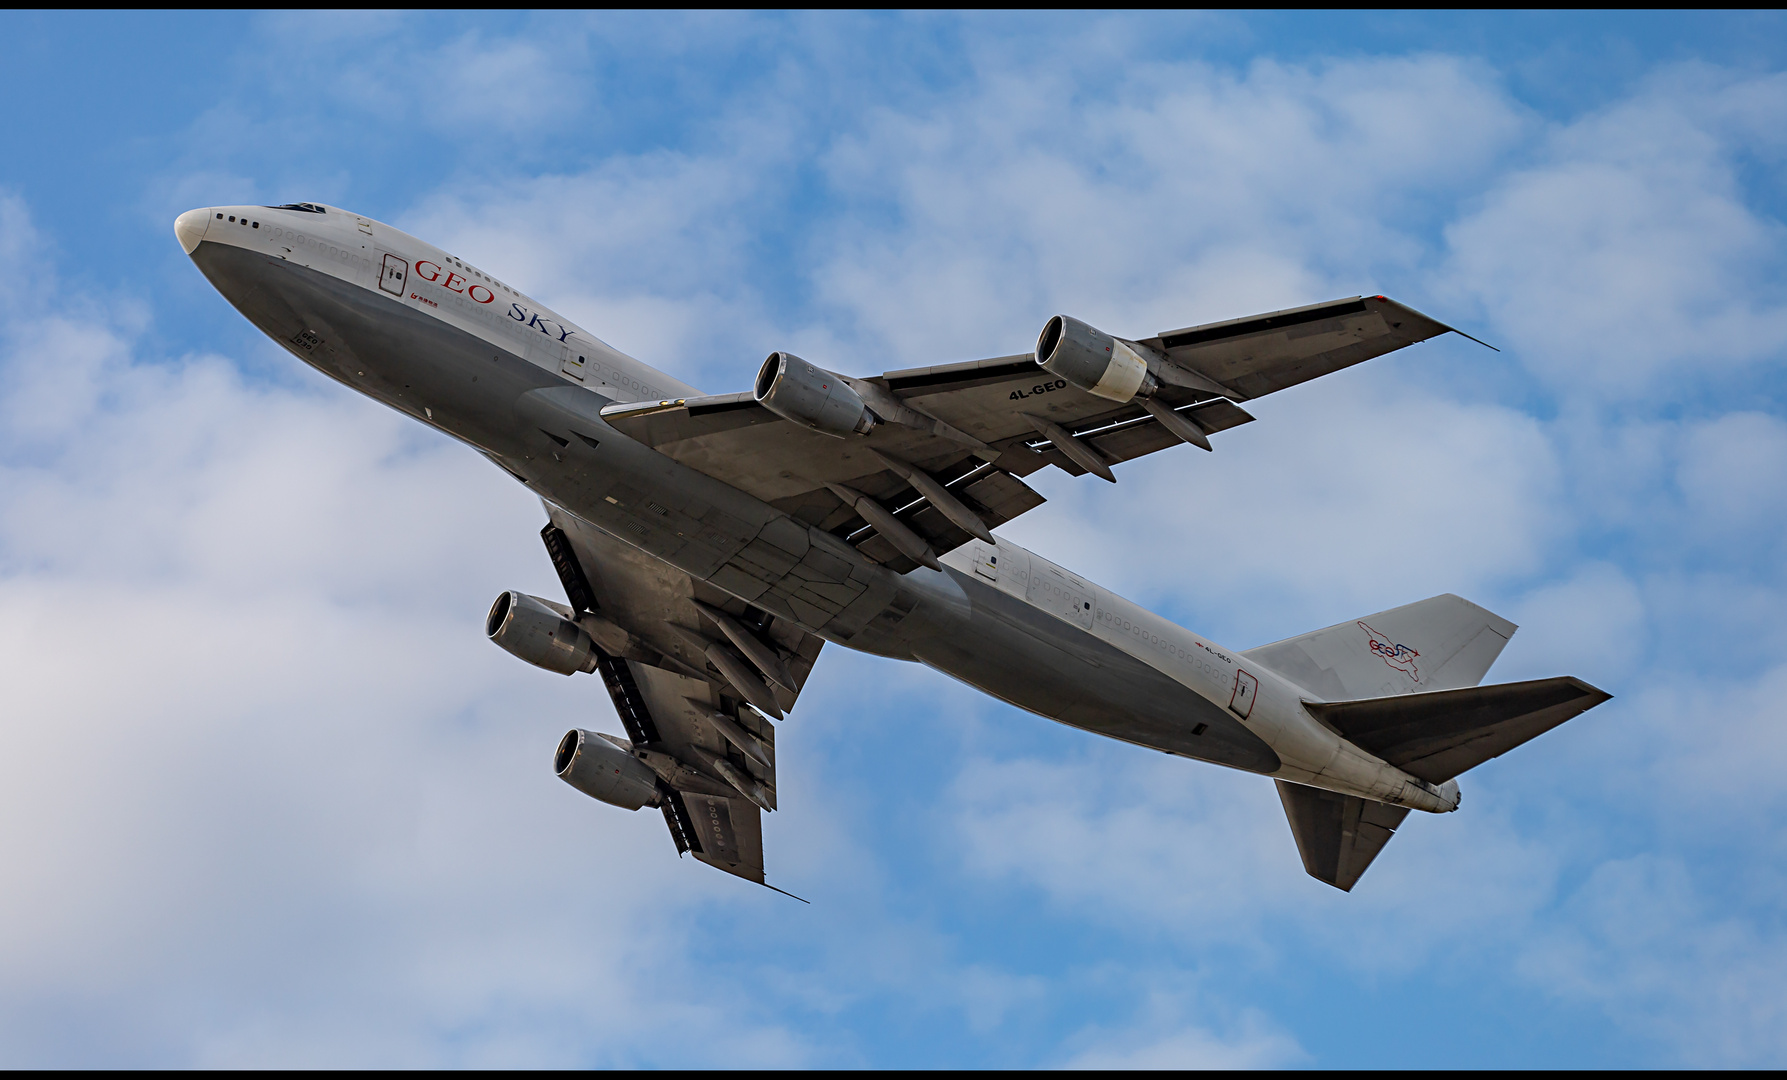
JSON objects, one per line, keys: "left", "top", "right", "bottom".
{"left": 3, "top": 10, "right": 1786, "bottom": 1067}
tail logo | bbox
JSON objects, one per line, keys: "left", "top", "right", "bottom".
{"left": 1359, "top": 621, "right": 1421, "bottom": 682}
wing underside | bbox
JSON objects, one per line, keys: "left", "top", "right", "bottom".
{"left": 1304, "top": 676, "right": 1611, "bottom": 785}
{"left": 600, "top": 295, "right": 1457, "bottom": 573}
{"left": 542, "top": 505, "right": 807, "bottom": 886}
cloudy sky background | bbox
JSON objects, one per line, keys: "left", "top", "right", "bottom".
{"left": 3, "top": 10, "right": 1786, "bottom": 1066}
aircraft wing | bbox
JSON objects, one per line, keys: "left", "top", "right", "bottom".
{"left": 543, "top": 505, "right": 816, "bottom": 885}
{"left": 600, "top": 296, "right": 1457, "bottom": 572}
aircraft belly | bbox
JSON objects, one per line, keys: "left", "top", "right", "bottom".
{"left": 188, "top": 241, "right": 559, "bottom": 457}
{"left": 912, "top": 574, "right": 1280, "bottom": 773}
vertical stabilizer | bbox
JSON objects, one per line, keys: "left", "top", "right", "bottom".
{"left": 1242, "top": 593, "right": 1515, "bottom": 701}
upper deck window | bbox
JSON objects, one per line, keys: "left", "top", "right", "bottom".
{"left": 268, "top": 203, "right": 327, "bottom": 214}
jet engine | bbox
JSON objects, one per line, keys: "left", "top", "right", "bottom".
{"left": 486, "top": 590, "right": 598, "bottom": 675}
{"left": 555, "top": 729, "right": 661, "bottom": 811}
{"left": 1034, "top": 314, "right": 1158, "bottom": 403}
{"left": 754, "top": 351, "right": 876, "bottom": 437}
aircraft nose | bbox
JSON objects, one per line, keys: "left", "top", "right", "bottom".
{"left": 173, "top": 208, "right": 211, "bottom": 255}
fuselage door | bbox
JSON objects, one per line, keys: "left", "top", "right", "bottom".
{"left": 379, "top": 254, "right": 407, "bottom": 296}
{"left": 972, "top": 543, "right": 998, "bottom": 581}
{"left": 1230, "top": 669, "right": 1259, "bottom": 719}
{"left": 1029, "top": 564, "right": 1093, "bottom": 629}
{"left": 561, "top": 348, "right": 586, "bottom": 382}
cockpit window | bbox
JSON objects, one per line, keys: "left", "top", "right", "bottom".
{"left": 267, "top": 203, "right": 327, "bottom": 214}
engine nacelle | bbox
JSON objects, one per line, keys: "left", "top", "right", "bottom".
{"left": 486, "top": 591, "right": 598, "bottom": 675}
{"left": 1035, "top": 314, "right": 1155, "bottom": 403}
{"left": 555, "top": 729, "right": 661, "bottom": 811}
{"left": 754, "top": 351, "right": 875, "bottom": 438}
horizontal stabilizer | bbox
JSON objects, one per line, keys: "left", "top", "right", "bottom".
{"left": 1276, "top": 780, "right": 1411, "bottom": 891}
{"left": 1306, "top": 676, "right": 1611, "bottom": 784}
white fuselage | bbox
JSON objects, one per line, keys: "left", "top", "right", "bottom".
{"left": 176, "top": 202, "right": 1459, "bottom": 815}
{"left": 943, "top": 540, "right": 1458, "bottom": 812}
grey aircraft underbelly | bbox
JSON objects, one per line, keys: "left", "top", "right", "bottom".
{"left": 175, "top": 201, "right": 1610, "bottom": 893}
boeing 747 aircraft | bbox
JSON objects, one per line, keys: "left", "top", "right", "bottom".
{"left": 175, "top": 201, "right": 1608, "bottom": 893}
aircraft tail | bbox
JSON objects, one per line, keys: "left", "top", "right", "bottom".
{"left": 1241, "top": 593, "right": 1516, "bottom": 701}
{"left": 1248, "top": 596, "right": 1612, "bottom": 891}
{"left": 1272, "top": 676, "right": 1610, "bottom": 890}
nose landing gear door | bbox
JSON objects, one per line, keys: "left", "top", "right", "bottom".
{"left": 379, "top": 254, "right": 407, "bottom": 296}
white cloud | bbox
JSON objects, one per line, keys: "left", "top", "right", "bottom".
{"left": 1616, "top": 661, "right": 1787, "bottom": 813}
{"left": 1061, "top": 1000, "right": 1305, "bottom": 1069}
{"left": 250, "top": 15, "right": 595, "bottom": 139}
{"left": 1518, "top": 854, "right": 1787, "bottom": 1066}
{"left": 1677, "top": 410, "right": 1787, "bottom": 558}
{"left": 1496, "top": 562, "right": 1646, "bottom": 685}
{"left": 1444, "top": 68, "right": 1787, "bottom": 399}
{"left": 815, "top": 53, "right": 1528, "bottom": 369}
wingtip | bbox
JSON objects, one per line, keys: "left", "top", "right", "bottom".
{"left": 1452, "top": 327, "right": 1501, "bottom": 352}
{"left": 1371, "top": 295, "right": 1499, "bottom": 352}
{"left": 762, "top": 881, "right": 810, "bottom": 903}
{"left": 1569, "top": 677, "right": 1614, "bottom": 705}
